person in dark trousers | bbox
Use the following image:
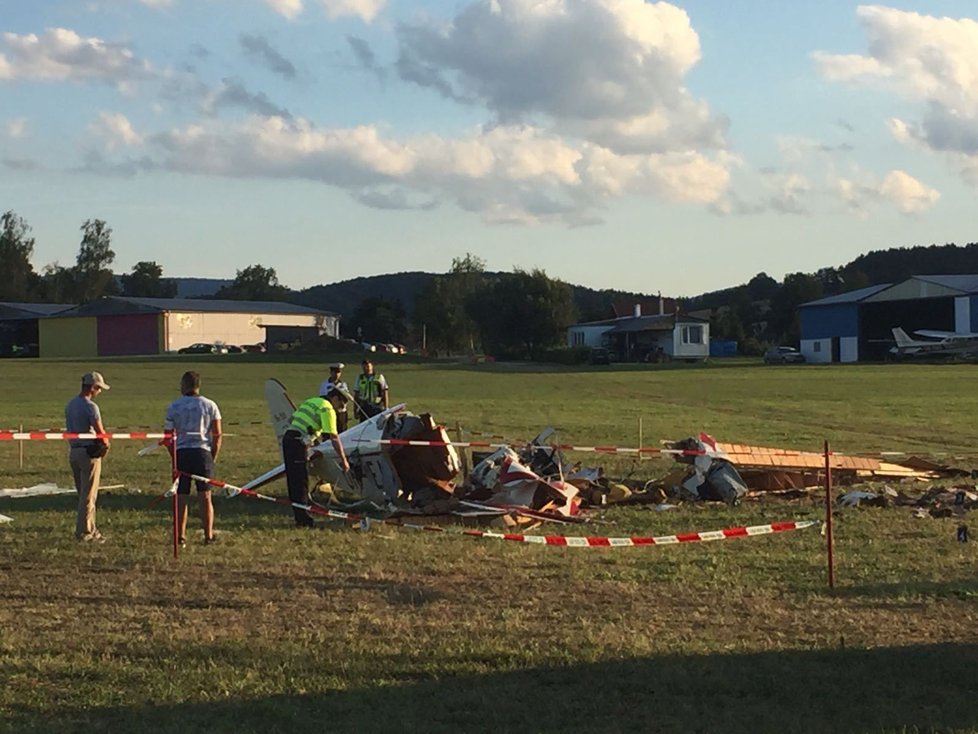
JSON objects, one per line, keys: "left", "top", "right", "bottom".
{"left": 65, "top": 371, "right": 111, "bottom": 542}
{"left": 318, "top": 363, "right": 350, "bottom": 433}
{"left": 353, "top": 358, "right": 389, "bottom": 420}
{"left": 282, "top": 388, "right": 351, "bottom": 527}
{"left": 165, "top": 371, "right": 223, "bottom": 545}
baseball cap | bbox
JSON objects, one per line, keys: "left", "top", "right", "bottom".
{"left": 82, "top": 371, "right": 110, "bottom": 390}
{"left": 330, "top": 362, "right": 345, "bottom": 370}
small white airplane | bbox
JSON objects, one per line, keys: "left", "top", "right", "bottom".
{"left": 242, "top": 379, "right": 461, "bottom": 506}
{"left": 890, "top": 327, "right": 978, "bottom": 358}
{"left": 238, "top": 379, "right": 581, "bottom": 521}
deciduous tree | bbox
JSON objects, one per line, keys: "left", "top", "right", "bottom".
{"left": 74, "top": 219, "right": 118, "bottom": 303}
{"left": 121, "top": 261, "right": 177, "bottom": 298}
{"left": 216, "top": 264, "right": 290, "bottom": 301}
{"left": 0, "top": 210, "right": 39, "bottom": 301}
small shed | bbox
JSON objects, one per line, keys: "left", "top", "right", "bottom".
{"left": 568, "top": 304, "right": 710, "bottom": 361}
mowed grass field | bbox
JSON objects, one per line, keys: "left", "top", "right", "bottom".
{"left": 1, "top": 356, "right": 977, "bottom": 733}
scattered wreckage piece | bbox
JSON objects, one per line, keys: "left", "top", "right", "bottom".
{"left": 0, "top": 483, "right": 76, "bottom": 499}
{"left": 652, "top": 434, "right": 748, "bottom": 505}
{"left": 673, "top": 435, "right": 955, "bottom": 490}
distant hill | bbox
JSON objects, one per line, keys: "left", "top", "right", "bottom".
{"left": 292, "top": 271, "right": 656, "bottom": 323}
{"left": 294, "top": 272, "right": 436, "bottom": 318}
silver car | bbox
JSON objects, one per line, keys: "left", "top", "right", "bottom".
{"left": 763, "top": 346, "right": 806, "bottom": 364}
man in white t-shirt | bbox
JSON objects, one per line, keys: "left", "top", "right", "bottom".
{"left": 164, "top": 371, "right": 222, "bottom": 545}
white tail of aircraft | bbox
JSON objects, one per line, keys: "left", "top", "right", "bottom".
{"left": 890, "top": 327, "right": 978, "bottom": 358}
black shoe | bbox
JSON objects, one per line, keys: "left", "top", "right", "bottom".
{"left": 204, "top": 535, "right": 217, "bottom": 545}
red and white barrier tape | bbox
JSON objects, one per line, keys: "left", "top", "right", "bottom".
{"left": 183, "top": 473, "right": 815, "bottom": 547}
{"left": 0, "top": 431, "right": 166, "bottom": 441}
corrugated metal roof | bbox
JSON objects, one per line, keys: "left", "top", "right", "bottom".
{"left": 604, "top": 313, "right": 708, "bottom": 334}
{"left": 913, "top": 274, "right": 978, "bottom": 294}
{"left": 53, "top": 296, "right": 335, "bottom": 317}
{"left": 801, "top": 283, "right": 892, "bottom": 308}
{"left": 0, "top": 302, "right": 75, "bottom": 320}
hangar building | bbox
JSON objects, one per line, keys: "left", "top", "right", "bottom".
{"left": 0, "top": 302, "right": 73, "bottom": 357}
{"left": 39, "top": 296, "right": 338, "bottom": 358}
{"left": 799, "top": 275, "right": 978, "bottom": 363}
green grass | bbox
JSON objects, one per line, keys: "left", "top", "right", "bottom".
{"left": 1, "top": 357, "right": 977, "bottom": 733}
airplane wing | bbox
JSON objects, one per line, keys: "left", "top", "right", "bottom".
{"left": 914, "top": 329, "right": 954, "bottom": 339}
{"left": 915, "top": 329, "right": 978, "bottom": 340}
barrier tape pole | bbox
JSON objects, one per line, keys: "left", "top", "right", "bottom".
{"left": 824, "top": 440, "right": 835, "bottom": 589}
{"left": 183, "top": 473, "right": 816, "bottom": 548}
{"left": 171, "top": 429, "right": 179, "bottom": 560}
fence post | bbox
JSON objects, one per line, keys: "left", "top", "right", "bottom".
{"left": 18, "top": 423, "right": 23, "bottom": 469}
{"left": 824, "top": 440, "right": 835, "bottom": 589}
{"left": 638, "top": 417, "right": 643, "bottom": 462}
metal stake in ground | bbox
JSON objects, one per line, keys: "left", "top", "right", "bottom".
{"left": 824, "top": 439, "right": 835, "bottom": 589}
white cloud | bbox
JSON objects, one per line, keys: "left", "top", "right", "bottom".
{"left": 815, "top": 5, "right": 978, "bottom": 182}
{"left": 318, "top": 0, "right": 385, "bottom": 22}
{"left": 5, "top": 118, "right": 27, "bottom": 139}
{"left": 0, "top": 28, "right": 154, "bottom": 87}
{"left": 90, "top": 111, "right": 144, "bottom": 150}
{"left": 263, "top": 0, "right": 384, "bottom": 22}
{"left": 395, "top": 0, "right": 726, "bottom": 154}
{"left": 879, "top": 169, "right": 940, "bottom": 213}
{"left": 265, "top": 0, "right": 304, "bottom": 19}
{"left": 836, "top": 168, "right": 939, "bottom": 216}
{"left": 92, "top": 116, "right": 731, "bottom": 224}
{"left": 139, "top": 0, "right": 174, "bottom": 7}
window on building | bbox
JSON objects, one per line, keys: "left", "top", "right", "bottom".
{"left": 681, "top": 325, "right": 703, "bottom": 345}
{"left": 813, "top": 341, "right": 821, "bottom": 353}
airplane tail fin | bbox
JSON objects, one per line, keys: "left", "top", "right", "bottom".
{"left": 264, "top": 378, "right": 296, "bottom": 443}
{"left": 892, "top": 327, "right": 914, "bottom": 348}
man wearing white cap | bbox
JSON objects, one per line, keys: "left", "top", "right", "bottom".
{"left": 319, "top": 362, "right": 350, "bottom": 432}
{"left": 65, "top": 371, "right": 111, "bottom": 541}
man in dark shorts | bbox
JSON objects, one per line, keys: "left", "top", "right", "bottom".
{"left": 165, "top": 371, "right": 223, "bottom": 545}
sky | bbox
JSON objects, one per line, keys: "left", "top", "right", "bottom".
{"left": 1, "top": 0, "right": 977, "bottom": 297}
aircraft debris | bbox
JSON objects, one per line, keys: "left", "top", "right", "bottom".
{"left": 0, "top": 483, "right": 75, "bottom": 499}
{"left": 654, "top": 434, "right": 748, "bottom": 505}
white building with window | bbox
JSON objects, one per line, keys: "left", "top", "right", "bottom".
{"left": 567, "top": 305, "right": 710, "bottom": 361}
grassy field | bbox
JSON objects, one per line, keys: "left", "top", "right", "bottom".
{"left": 2, "top": 356, "right": 977, "bottom": 733}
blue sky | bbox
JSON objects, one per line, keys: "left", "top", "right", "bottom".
{"left": 2, "top": 0, "right": 976, "bottom": 296}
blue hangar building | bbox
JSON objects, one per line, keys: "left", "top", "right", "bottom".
{"left": 799, "top": 274, "right": 978, "bottom": 363}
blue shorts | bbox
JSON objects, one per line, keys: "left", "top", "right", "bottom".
{"left": 176, "top": 448, "right": 214, "bottom": 495}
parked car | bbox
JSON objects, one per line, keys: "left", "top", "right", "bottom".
{"left": 178, "top": 342, "right": 226, "bottom": 355}
{"left": 589, "top": 347, "right": 611, "bottom": 365}
{"left": 763, "top": 346, "right": 806, "bottom": 364}
{"left": 225, "top": 344, "right": 244, "bottom": 354}
{"left": 241, "top": 343, "right": 266, "bottom": 353}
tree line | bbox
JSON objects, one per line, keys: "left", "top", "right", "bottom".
{"left": 0, "top": 210, "right": 291, "bottom": 304}
{"left": 349, "top": 254, "right": 577, "bottom": 360}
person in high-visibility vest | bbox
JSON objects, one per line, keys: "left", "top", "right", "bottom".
{"left": 318, "top": 363, "right": 350, "bottom": 433}
{"left": 353, "top": 358, "right": 389, "bottom": 420}
{"left": 281, "top": 387, "right": 351, "bottom": 528}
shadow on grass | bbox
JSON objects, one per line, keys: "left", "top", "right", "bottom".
{"left": 7, "top": 643, "right": 977, "bottom": 733}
